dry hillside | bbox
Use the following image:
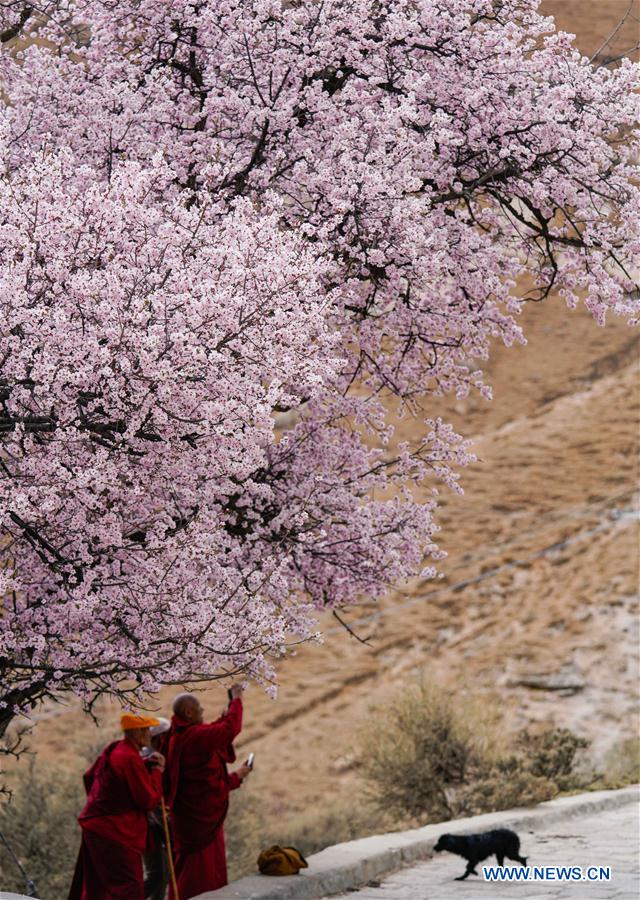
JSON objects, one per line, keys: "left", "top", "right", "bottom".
{"left": 4, "top": 0, "right": 639, "bottom": 826}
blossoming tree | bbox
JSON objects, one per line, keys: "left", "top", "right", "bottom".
{"left": 0, "top": 0, "right": 637, "bottom": 736}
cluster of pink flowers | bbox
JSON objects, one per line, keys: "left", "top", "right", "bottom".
{"left": 0, "top": 0, "right": 637, "bottom": 726}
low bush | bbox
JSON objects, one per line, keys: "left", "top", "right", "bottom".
{"left": 359, "top": 680, "right": 591, "bottom": 822}
{"left": 0, "top": 759, "right": 83, "bottom": 898}
{"left": 358, "top": 681, "right": 494, "bottom": 820}
{"left": 519, "top": 727, "right": 589, "bottom": 789}
{"left": 455, "top": 770, "right": 557, "bottom": 816}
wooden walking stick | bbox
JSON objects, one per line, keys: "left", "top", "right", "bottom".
{"left": 161, "top": 796, "right": 180, "bottom": 900}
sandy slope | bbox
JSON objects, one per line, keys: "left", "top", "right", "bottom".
{"left": 4, "top": 1, "right": 639, "bottom": 821}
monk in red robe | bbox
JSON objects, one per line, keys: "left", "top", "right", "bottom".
{"left": 165, "top": 686, "right": 252, "bottom": 900}
{"left": 68, "top": 713, "right": 165, "bottom": 900}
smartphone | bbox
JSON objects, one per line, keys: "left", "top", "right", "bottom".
{"left": 246, "top": 752, "right": 255, "bottom": 769}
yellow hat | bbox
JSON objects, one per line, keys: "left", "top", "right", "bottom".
{"left": 121, "top": 713, "right": 160, "bottom": 731}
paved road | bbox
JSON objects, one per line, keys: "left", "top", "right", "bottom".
{"left": 332, "top": 801, "right": 639, "bottom": 899}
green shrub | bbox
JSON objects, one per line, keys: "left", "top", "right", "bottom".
{"left": 519, "top": 728, "right": 589, "bottom": 789}
{"left": 455, "top": 770, "right": 557, "bottom": 816}
{"left": 358, "top": 680, "right": 591, "bottom": 822}
{"left": 358, "top": 681, "right": 494, "bottom": 820}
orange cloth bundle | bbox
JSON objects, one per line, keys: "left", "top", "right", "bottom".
{"left": 257, "top": 845, "right": 308, "bottom": 876}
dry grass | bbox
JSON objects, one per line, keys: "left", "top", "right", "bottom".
{"left": 226, "top": 789, "right": 393, "bottom": 882}
{"left": 0, "top": 761, "right": 83, "bottom": 898}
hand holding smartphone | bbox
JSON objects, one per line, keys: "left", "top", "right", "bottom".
{"left": 228, "top": 683, "right": 245, "bottom": 703}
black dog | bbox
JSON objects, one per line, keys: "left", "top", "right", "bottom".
{"left": 434, "top": 828, "right": 528, "bottom": 880}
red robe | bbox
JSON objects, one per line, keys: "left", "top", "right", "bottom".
{"left": 165, "top": 698, "right": 243, "bottom": 900}
{"left": 68, "top": 738, "right": 162, "bottom": 900}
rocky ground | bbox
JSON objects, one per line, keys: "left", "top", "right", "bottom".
{"left": 4, "top": 0, "right": 639, "bottom": 830}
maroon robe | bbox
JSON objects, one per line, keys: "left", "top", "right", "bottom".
{"left": 68, "top": 738, "right": 162, "bottom": 900}
{"left": 165, "top": 698, "right": 243, "bottom": 899}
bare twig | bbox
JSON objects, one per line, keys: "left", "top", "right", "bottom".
{"left": 332, "top": 609, "right": 373, "bottom": 645}
{"left": 590, "top": 0, "right": 640, "bottom": 68}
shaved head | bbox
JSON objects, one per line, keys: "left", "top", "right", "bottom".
{"left": 173, "top": 692, "right": 203, "bottom": 722}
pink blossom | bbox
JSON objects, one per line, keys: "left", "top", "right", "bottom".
{"left": 0, "top": 0, "right": 637, "bottom": 729}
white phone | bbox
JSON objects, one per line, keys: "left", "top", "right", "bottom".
{"left": 246, "top": 752, "right": 255, "bottom": 769}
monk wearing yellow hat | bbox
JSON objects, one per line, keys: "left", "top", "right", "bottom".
{"left": 68, "top": 713, "right": 165, "bottom": 900}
